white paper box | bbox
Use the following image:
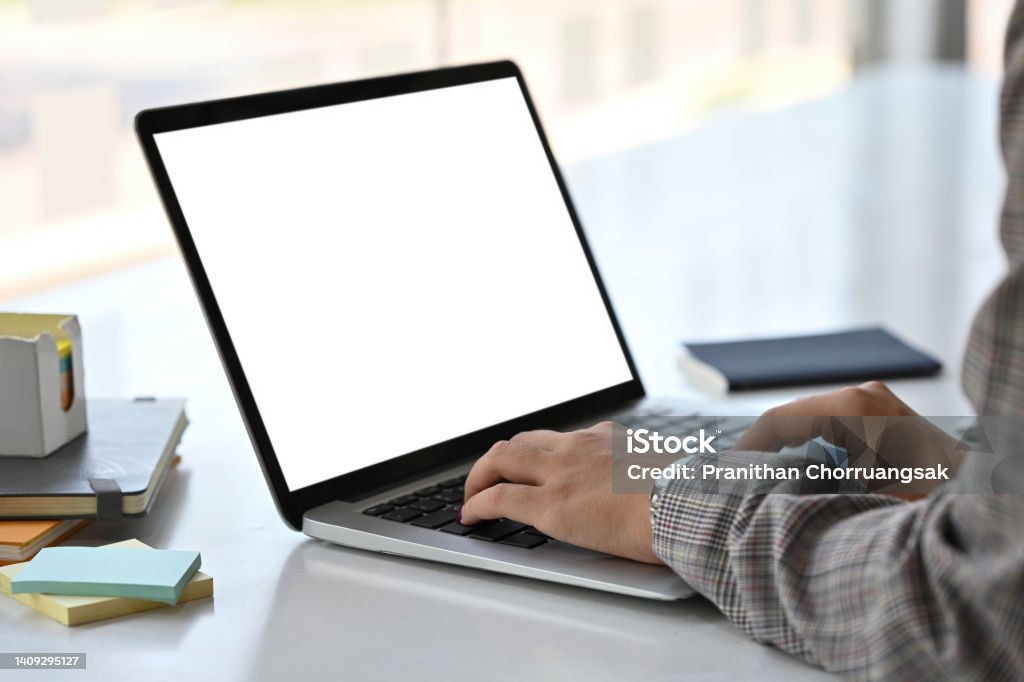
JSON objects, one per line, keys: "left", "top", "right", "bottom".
{"left": 0, "top": 313, "right": 87, "bottom": 457}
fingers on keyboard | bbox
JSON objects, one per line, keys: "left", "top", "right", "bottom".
{"left": 364, "top": 478, "right": 547, "bottom": 548}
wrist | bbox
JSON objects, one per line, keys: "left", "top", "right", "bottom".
{"left": 630, "top": 491, "right": 662, "bottom": 565}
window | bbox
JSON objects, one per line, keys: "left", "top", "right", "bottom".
{"left": 1, "top": 0, "right": 857, "bottom": 299}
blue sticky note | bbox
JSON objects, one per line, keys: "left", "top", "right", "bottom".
{"left": 10, "top": 547, "right": 201, "bottom": 604}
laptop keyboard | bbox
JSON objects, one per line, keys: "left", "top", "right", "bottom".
{"left": 362, "top": 474, "right": 549, "bottom": 549}
{"left": 363, "top": 412, "right": 750, "bottom": 549}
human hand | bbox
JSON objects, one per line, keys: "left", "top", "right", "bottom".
{"left": 734, "top": 381, "right": 964, "bottom": 494}
{"left": 461, "top": 421, "right": 663, "bottom": 564}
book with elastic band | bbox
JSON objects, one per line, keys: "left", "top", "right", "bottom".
{"left": 0, "top": 398, "right": 187, "bottom": 519}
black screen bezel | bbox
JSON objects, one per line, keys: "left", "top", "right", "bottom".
{"left": 135, "top": 60, "right": 645, "bottom": 529}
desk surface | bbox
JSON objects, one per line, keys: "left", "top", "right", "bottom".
{"left": 0, "top": 67, "right": 1005, "bottom": 681}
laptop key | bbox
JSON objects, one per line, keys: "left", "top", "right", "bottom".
{"left": 411, "top": 509, "right": 458, "bottom": 529}
{"left": 389, "top": 494, "right": 417, "bottom": 506}
{"left": 414, "top": 485, "right": 443, "bottom": 497}
{"left": 500, "top": 532, "right": 548, "bottom": 549}
{"left": 409, "top": 498, "right": 445, "bottom": 513}
{"left": 523, "top": 527, "right": 548, "bottom": 538}
{"left": 381, "top": 508, "right": 422, "bottom": 523}
{"left": 437, "top": 490, "right": 463, "bottom": 504}
{"left": 469, "top": 519, "right": 527, "bottom": 541}
{"left": 439, "top": 520, "right": 489, "bottom": 536}
{"left": 363, "top": 504, "right": 394, "bottom": 516}
{"left": 438, "top": 476, "right": 466, "bottom": 489}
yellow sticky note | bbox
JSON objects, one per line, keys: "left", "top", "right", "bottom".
{"left": 0, "top": 540, "right": 213, "bottom": 626}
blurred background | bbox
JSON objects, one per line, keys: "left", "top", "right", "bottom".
{"left": 0, "top": 0, "right": 1015, "bottom": 301}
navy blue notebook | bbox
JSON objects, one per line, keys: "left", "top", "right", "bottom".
{"left": 679, "top": 327, "right": 942, "bottom": 392}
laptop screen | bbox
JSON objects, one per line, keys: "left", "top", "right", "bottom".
{"left": 153, "top": 76, "right": 633, "bottom": 491}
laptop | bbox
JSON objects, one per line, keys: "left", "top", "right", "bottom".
{"left": 136, "top": 61, "right": 723, "bottom": 600}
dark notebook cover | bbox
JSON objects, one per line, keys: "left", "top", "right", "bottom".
{"left": 0, "top": 399, "right": 187, "bottom": 519}
{"left": 681, "top": 327, "right": 942, "bottom": 392}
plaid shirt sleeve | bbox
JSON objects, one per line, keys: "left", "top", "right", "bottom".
{"left": 652, "top": 454, "right": 1024, "bottom": 679}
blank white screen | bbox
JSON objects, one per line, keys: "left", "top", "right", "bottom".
{"left": 155, "top": 77, "right": 633, "bottom": 491}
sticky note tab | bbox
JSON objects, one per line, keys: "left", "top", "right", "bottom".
{"left": 10, "top": 547, "right": 201, "bottom": 604}
{"left": 56, "top": 338, "right": 73, "bottom": 410}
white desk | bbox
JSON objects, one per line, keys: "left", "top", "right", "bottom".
{"left": 0, "top": 66, "right": 1004, "bottom": 681}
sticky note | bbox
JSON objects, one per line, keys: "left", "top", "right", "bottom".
{"left": 10, "top": 547, "right": 201, "bottom": 604}
{"left": 0, "top": 540, "right": 213, "bottom": 626}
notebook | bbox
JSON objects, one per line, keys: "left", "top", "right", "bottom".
{"left": 0, "top": 539, "right": 213, "bottom": 626}
{"left": 10, "top": 546, "right": 200, "bottom": 604}
{"left": 0, "top": 398, "right": 187, "bottom": 519}
{"left": 0, "top": 519, "right": 90, "bottom": 564}
{"left": 679, "top": 327, "right": 942, "bottom": 392}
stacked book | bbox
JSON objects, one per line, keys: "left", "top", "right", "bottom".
{"left": 0, "top": 520, "right": 91, "bottom": 566}
{"left": 0, "top": 398, "right": 193, "bottom": 624}
{"left": 0, "top": 398, "right": 187, "bottom": 519}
